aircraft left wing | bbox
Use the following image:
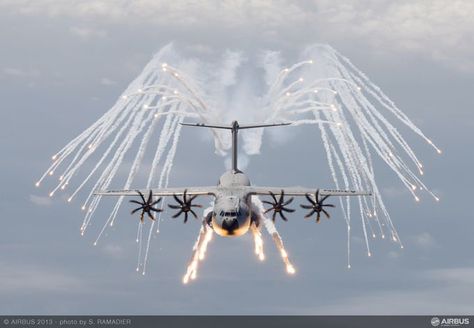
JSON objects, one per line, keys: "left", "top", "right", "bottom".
{"left": 94, "top": 186, "right": 218, "bottom": 197}
{"left": 247, "top": 186, "right": 371, "bottom": 197}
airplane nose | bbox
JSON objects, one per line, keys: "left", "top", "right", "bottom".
{"left": 222, "top": 218, "right": 239, "bottom": 233}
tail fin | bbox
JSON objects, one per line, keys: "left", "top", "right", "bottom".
{"left": 180, "top": 121, "right": 291, "bottom": 130}
{"left": 181, "top": 120, "right": 291, "bottom": 172}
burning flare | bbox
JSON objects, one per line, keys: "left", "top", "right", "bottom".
{"left": 183, "top": 225, "right": 213, "bottom": 284}
{"left": 36, "top": 43, "right": 440, "bottom": 279}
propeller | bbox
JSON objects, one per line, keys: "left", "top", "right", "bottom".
{"left": 168, "top": 189, "right": 202, "bottom": 223}
{"left": 263, "top": 190, "right": 295, "bottom": 222}
{"left": 300, "top": 189, "right": 335, "bottom": 223}
{"left": 129, "top": 190, "right": 163, "bottom": 223}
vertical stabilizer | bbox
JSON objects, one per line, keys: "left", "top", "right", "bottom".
{"left": 180, "top": 121, "right": 291, "bottom": 173}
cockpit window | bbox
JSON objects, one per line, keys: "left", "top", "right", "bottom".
{"left": 220, "top": 209, "right": 240, "bottom": 217}
{"left": 223, "top": 211, "right": 237, "bottom": 217}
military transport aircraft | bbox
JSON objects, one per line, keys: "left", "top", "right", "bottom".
{"left": 95, "top": 121, "right": 371, "bottom": 237}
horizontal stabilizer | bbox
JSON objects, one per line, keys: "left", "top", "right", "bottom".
{"left": 180, "top": 121, "right": 291, "bottom": 130}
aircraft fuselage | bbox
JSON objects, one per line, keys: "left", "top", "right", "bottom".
{"left": 210, "top": 170, "right": 253, "bottom": 237}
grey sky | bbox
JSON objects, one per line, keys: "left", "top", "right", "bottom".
{"left": 0, "top": 0, "right": 473, "bottom": 315}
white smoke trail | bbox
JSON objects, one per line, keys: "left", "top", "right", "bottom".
{"left": 252, "top": 197, "right": 295, "bottom": 274}
{"left": 183, "top": 223, "right": 213, "bottom": 284}
{"left": 250, "top": 223, "right": 265, "bottom": 261}
{"left": 37, "top": 43, "right": 439, "bottom": 278}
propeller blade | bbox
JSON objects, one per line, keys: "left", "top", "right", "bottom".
{"left": 151, "top": 198, "right": 162, "bottom": 206}
{"left": 322, "top": 209, "right": 331, "bottom": 219}
{"left": 169, "top": 192, "right": 200, "bottom": 223}
{"left": 184, "top": 212, "right": 188, "bottom": 223}
{"left": 130, "top": 191, "right": 163, "bottom": 223}
{"left": 304, "top": 210, "right": 314, "bottom": 218}
{"left": 278, "top": 190, "right": 284, "bottom": 205}
{"left": 269, "top": 191, "right": 277, "bottom": 203}
{"left": 282, "top": 197, "right": 294, "bottom": 206}
{"left": 147, "top": 212, "right": 155, "bottom": 221}
{"left": 321, "top": 194, "right": 330, "bottom": 202}
{"left": 264, "top": 190, "right": 294, "bottom": 222}
{"left": 147, "top": 190, "right": 153, "bottom": 204}
{"left": 137, "top": 190, "right": 146, "bottom": 203}
{"left": 172, "top": 210, "right": 183, "bottom": 218}
{"left": 301, "top": 190, "right": 335, "bottom": 223}
{"left": 173, "top": 194, "right": 183, "bottom": 205}
{"left": 322, "top": 204, "right": 335, "bottom": 208}
{"left": 305, "top": 193, "right": 316, "bottom": 205}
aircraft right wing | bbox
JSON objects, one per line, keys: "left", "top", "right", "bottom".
{"left": 94, "top": 186, "right": 218, "bottom": 197}
{"left": 247, "top": 186, "right": 372, "bottom": 197}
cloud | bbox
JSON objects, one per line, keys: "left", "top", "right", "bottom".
{"left": 310, "top": 267, "right": 474, "bottom": 314}
{"left": 0, "top": 262, "right": 84, "bottom": 293}
{"left": 0, "top": 0, "right": 305, "bottom": 27}
{"left": 429, "top": 267, "right": 474, "bottom": 286}
{"left": 388, "top": 250, "right": 401, "bottom": 259}
{"left": 69, "top": 26, "right": 107, "bottom": 39}
{"left": 100, "top": 77, "right": 117, "bottom": 86}
{"left": 101, "top": 243, "right": 127, "bottom": 259}
{"left": 2, "top": 67, "right": 40, "bottom": 78}
{"left": 413, "top": 232, "right": 435, "bottom": 249}
{"left": 319, "top": 1, "right": 474, "bottom": 71}
{"left": 382, "top": 186, "right": 407, "bottom": 198}
{"left": 1, "top": 1, "right": 472, "bottom": 71}
{"left": 29, "top": 194, "right": 53, "bottom": 207}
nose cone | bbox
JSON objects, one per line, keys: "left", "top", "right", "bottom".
{"left": 222, "top": 218, "right": 239, "bottom": 235}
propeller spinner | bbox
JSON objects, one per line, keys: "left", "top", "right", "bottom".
{"left": 263, "top": 190, "right": 295, "bottom": 222}
{"left": 300, "top": 189, "right": 335, "bottom": 223}
{"left": 168, "top": 189, "right": 202, "bottom": 223}
{"left": 129, "top": 190, "right": 163, "bottom": 222}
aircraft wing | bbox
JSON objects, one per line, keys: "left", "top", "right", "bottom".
{"left": 94, "top": 186, "right": 218, "bottom": 197}
{"left": 248, "top": 186, "right": 371, "bottom": 197}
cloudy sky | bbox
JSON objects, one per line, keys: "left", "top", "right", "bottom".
{"left": 0, "top": 0, "right": 473, "bottom": 315}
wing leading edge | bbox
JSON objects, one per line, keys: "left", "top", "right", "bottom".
{"left": 248, "top": 186, "right": 371, "bottom": 197}
{"left": 94, "top": 186, "right": 218, "bottom": 197}
{"left": 95, "top": 186, "right": 370, "bottom": 197}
